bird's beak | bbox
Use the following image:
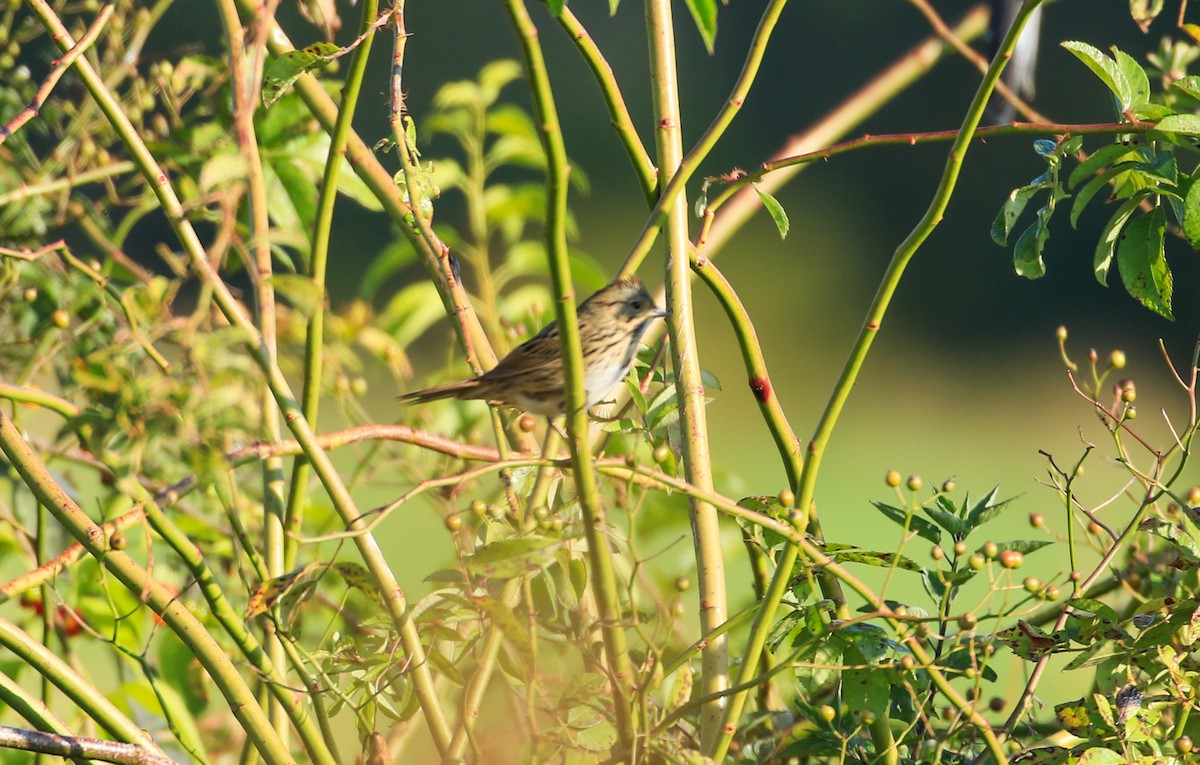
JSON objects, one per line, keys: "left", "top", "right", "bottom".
{"left": 653, "top": 307, "right": 669, "bottom": 319}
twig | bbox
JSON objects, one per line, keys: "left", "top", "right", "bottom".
{"left": 0, "top": 4, "right": 114, "bottom": 145}
{"left": 0, "top": 725, "right": 179, "bottom": 765}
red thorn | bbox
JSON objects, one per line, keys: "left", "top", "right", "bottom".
{"left": 749, "top": 377, "right": 771, "bottom": 403}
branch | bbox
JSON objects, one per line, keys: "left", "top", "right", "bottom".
{"left": 0, "top": 3, "right": 113, "bottom": 146}
{"left": 0, "top": 725, "right": 178, "bottom": 765}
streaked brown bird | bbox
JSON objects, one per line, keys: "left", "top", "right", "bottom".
{"left": 399, "top": 277, "right": 667, "bottom": 416}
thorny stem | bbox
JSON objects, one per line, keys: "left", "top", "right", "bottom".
{"left": 503, "top": 0, "right": 637, "bottom": 754}
{"left": 214, "top": 0, "right": 290, "bottom": 744}
{"left": 283, "top": 0, "right": 379, "bottom": 573}
{"left": 644, "top": 0, "right": 730, "bottom": 749}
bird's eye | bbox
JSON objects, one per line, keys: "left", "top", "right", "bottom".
{"left": 631, "top": 300, "right": 642, "bottom": 310}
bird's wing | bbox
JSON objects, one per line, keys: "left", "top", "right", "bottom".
{"left": 477, "top": 323, "right": 562, "bottom": 382}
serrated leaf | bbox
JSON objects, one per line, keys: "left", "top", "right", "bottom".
{"left": 683, "top": 0, "right": 717, "bottom": 53}
{"left": 1116, "top": 207, "right": 1173, "bottom": 319}
{"left": 1154, "top": 113, "right": 1200, "bottom": 137}
{"left": 1112, "top": 47, "right": 1150, "bottom": 107}
{"left": 262, "top": 43, "right": 341, "bottom": 108}
{"left": 1061, "top": 41, "right": 1132, "bottom": 111}
{"left": 997, "top": 539, "right": 1053, "bottom": 555}
{"left": 753, "top": 184, "right": 789, "bottom": 239}
{"left": 824, "top": 547, "right": 922, "bottom": 572}
{"left": 1173, "top": 75, "right": 1200, "bottom": 100}
{"left": 842, "top": 666, "right": 889, "bottom": 717}
{"left": 1183, "top": 176, "right": 1200, "bottom": 250}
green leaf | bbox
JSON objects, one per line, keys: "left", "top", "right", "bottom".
{"left": 869, "top": 501, "right": 941, "bottom": 544}
{"left": 1077, "top": 748, "right": 1125, "bottom": 765}
{"left": 841, "top": 666, "right": 889, "bottom": 718}
{"left": 266, "top": 274, "right": 325, "bottom": 319}
{"left": 261, "top": 42, "right": 341, "bottom": 108}
{"left": 1173, "top": 74, "right": 1200, "bottom": 100}
{"left": 1182, "top": 176, "right": 1200, "bottom": 251}
{"left": 1093, "top": 195, "right": 1144, "bottom": 284}
{"left": 919, "top": 503, "right": 967, "bottom": 537}
{"left": 1129, "top": 0, "right": 1164, "bottom": 32}
{"left": 996, "top": 539, "right": 1053, "bottom": 555}
{"left": 379, "top": 281, "right": 450, "bottom": 346}
{"left": 1069, "top": 143, "right": 1139, "bottom": 189}
{"left": 545, "top": 0, "right": 566, "bottom": 15}
{"left": 1012, "top": 220, "right": 1049, "bottom": 279}
{"left": 991, "top": 184, "right": 1042, "bottom": 245}
{"left": 466, "top": 538, "right": 560, "bottom": 579}
{"left": 964, "top": 486, "right": 1014, "bottom": 528}
{"left": 478, "top": 59, "right": 523, "bottom": 107}
{"left": 683, "top": 0, "right": 718, "bottom": 53}
{"left": 1070, "top": 161, "right": 1138, "bottom": 228}
{"left": 823, "top": 546, "right": 923, "bottom": 572}
{"left": 1061, "top": 41, "right": 1132, "bottom": 111}
{"left": 1154, "top": 113, "right": 1200, "bottom": 137}
{"left": 753, "top": 184, "right": 789, "bottom": 239}
{"left": 1116, "top": 207, "right": 1174, "bottom": 319}
{"left": 1112, "top": 48, "right": 1150, "bottom": 107}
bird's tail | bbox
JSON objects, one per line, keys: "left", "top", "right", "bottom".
{"left": 397, "top": 379, "right": 481, "bottom": 406}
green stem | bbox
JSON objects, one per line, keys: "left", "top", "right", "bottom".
{"left": 644, "top": 0, "right": 728, "bottom": 749}
{"left": 688, "top": 251, "right": 851, "bottom": 612}
{"left": 0, "top": 161, "right": 137, "bottom": 207}
{"left": 25, "top": 0, "right": 454, "bottom": 752}
{"left": 0, "top": 383, "right": 78, "bottom": 418}
{"left": 0, "top": 671, "right": 78, "bottom": 742}
{"left": 0, "top": 410, "right": 296, "bottom": 764}
{"left": 619, "top": 0, "right": 789, "bottom": 279}
{"left": 551, "top": 3, "right": 657, "bottom": 203}
{"left": 214, "top": 0, "right": 290, "bottom": 743}
{"left": 284, "top": 0, "right": 379, "bottom": 572}
{"left": 502, "top": 0, "right": 636, "bottom": 754}
{"left": 444, "top": 578, "right": 523, "bottom": 760}
{"left": 117, "top": 477, "right": 339, "bottom": 765}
